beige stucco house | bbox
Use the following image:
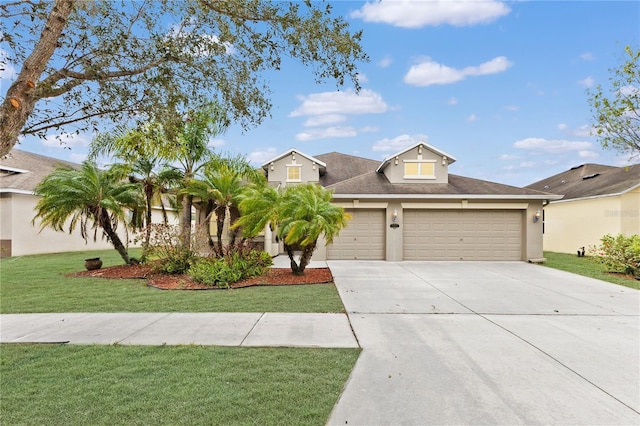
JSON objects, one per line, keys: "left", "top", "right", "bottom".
{"left": 526, "top": 163, "right": 640, "bottom": 254}
{"left": 0, "top": 149, "right": 177, "bottom": 257}
{"left": 262, "top": 142, "right": 560, "bottom": 261}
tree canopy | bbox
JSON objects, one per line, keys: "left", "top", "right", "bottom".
{"left": 587, "top": 46, "right": 640, "bottom": 157}
{"left": 0, "top": 0, "right": 368, "bottom": 156}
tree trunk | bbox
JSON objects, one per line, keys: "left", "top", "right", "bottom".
{"left": 285, "top": 240, "right": 316, "bottom": 276}
{"left": 0, "top": 0, "right": 75, "bottom": 157}
{"left": 100, "top": 213, "right": 131, "bottom": 265}
{"left": 214, "top": 204, "right": 226, "bottom": 256}
{"left": 142, "top": 184, "right": 153, "bottom": 262}
{"left": 179, "top": 193, "right": 193, "bottom": 249}
{"left": 228, "top": 205, "right": 241, "bottom": 245}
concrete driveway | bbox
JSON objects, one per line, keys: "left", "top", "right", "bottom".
{"left": 327, "top": 261, "right": 640, "bottom": 425}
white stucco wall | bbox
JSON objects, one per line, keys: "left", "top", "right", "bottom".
{"left": 2, "top": 192, "right": 179, "bottom": 257}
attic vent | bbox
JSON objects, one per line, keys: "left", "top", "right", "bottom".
{"left": 543, "top": 185, "right": 549, "bottom": 190}
{"left": 582, "top": 173, "right": 600, "bottom": 180}
{"left": 570, "top": 164, "right": 584, "bottom": 170}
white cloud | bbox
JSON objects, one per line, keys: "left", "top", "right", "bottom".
{"left": 247, "top": 147, "right": 278, "bottom": 165}
{"left": 558, "top": 123, "right": 593, "bottom": 137}
{"left": 466, "top": 113, "right": 478, "bottom": 122}
{"left": 41, "top": 132, "right": 90, "bottom": 149}
{"left": 295, "top": 126, "right": 357, "bottom": 141}
{"left": 580, "top": 52, "right": 595, "bottom": 61}
{"left": 303, "top": 114, "right": 347, "bottom": 127}
{"left": 207, "top": 137, "right": 225, "bottom": 148}
{"left": 404, "top": 56, "right": 512, "bottom": 87}
{"left": 372, "top": 134, "right": 429, "bottom": 152}
{"left": 504, "top": 105, "right": 519, "bottom": 111}
{"left": 356, "top": 73, "right": 369, "bottom": 84}
{"left": 513, "top": 137, "right": 593, "bottom": 153}
{"left": 448, "top": 97, "right": 458, "bottom": 106}
{"left": 519, "top": 161, "right": 536, "bottom": 168}
{"left": 351, "top": 0, "right": 510, "bottom": 28}
{"left": 290, "top": 89, "right": 388, "bottom": 117}
{"left": 378, "top": 55, "right": 393, "bottom": 68}
{"left": 578, "top": 76, "right": 594, "bottom": 88}
{"left": 499, "top": 154, "right": 519, "bottom": 160}
{"left": 578, "top": 150, "right": 599, "bottom": 159}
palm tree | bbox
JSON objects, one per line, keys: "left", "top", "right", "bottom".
{"left": 186, "top": 154, "right": 265, "bottom": 255}
{"left": 170, "top": 105, "right": 228, "bottom": 248}
{"left": 33, "top": 162, "right": 142, "bottom": 265}
{"left": 235, "top": 183, "right": 349, "bottom": 275}
{"left": 90, "top": 123, "right": 181, "bottom": 261}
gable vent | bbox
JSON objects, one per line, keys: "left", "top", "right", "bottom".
{"left": 582, "top": 173, "right": 600, "bottom": 180}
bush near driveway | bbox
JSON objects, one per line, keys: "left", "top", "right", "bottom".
{"left": 589, "top": 234, "right": 640, "bottom": 275}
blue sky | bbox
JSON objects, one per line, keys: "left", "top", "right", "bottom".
{"left": 3, "top": 0, "right": 639, "bottom": 187}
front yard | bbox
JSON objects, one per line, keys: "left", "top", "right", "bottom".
{"left": 543, "top": 251, "right": 639, "bottom": 290}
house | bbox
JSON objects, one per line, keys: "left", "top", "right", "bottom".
{"left": 0, "top": 149, "right": 177, "bottom": 257}
{"left": 262, "top": 143, "right": 560, "bottom": 261}
{"left": 526, "top": 163, "right": 640, "bottom": 254}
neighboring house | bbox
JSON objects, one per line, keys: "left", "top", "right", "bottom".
{"left": 0, "top": 149, "right": 177, "bottom": 258}
{"left": 526, "top": 163, "right": 640, "bottom": 254}
{"left": 262, "top": 143, "right": 560, "bottom": 261}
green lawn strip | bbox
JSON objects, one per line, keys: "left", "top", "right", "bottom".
{"left": 542, "top": 251, "right": 639, "bottom": 290}
{"left": 1, "top": 344, "right": 360, "bottom": 426}
{"left": 0, "top": 250, "right": 345, "bottom": 313}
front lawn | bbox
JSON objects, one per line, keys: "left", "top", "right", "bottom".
{"left": 542, "top": 251, "right": 639, "bottom": 290}
{"left": 0, "top": 344, "right": 359, "bottom": 425}
{"left": 0, "top": 250, "right": 345, "bottom": 313}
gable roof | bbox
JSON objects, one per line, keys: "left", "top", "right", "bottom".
{"left": 525, "top": 163, "right": 640, "bottom": 201}
{"left": 310, "top": 151, "right": 558, "bottom": 200}
{"left": 1, "top": 149, "right": 79, "bottom": 194}
{"left": 260, "top": 148, "right": 326, "bottom": 172}
{"left": 376, "top": 141, "right": 456, "bottom": 173}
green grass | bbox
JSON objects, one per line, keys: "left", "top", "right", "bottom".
{"left": 543, "top": 251, "right": 639, "bottom": 290}
{"left": 0, "top": 249, "right": 345, "bottom": 313}
{"left": 0, "top": 344, "right": 360, "bottom": 425}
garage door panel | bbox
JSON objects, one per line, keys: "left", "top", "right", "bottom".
{"left": 327, "top": 209, "right": 385, "bottom": 260}
{"left": 404, "top": 209, "right": 522, "bottom": 261}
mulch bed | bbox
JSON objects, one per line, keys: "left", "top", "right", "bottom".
{"left": 70, "top": 264, "right": 333, "bottom": 290}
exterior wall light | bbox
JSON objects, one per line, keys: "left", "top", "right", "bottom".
{"left": 270, "top": 162, "right": 274, "bottom": 171}
{"left": 394, "top": 156, "right": 399, "bottom": 165}
{"left": 442, "top": 156, "right": 447, "bottom": 166}
{"left": 392, "top": 208, "right": 398, "bottom": 223}
{"left": 533, "top": 210, "right": 541, "bottom": 223}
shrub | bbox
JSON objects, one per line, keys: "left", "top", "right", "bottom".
{"left": 145, "top": 224, "right": 198, "bottom": 274}
{"left": 189, "top": 244, "right": 273, "bottom": 288}
{"left": 589, "top": 234, "right": 640, "bottom": 275}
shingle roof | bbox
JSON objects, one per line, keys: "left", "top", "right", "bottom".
{"left": 313, "top": 152, "right": 556, "bottom": 198}
{"left": 525, "top": 163, "right": 640, "bottom": 200}
{"left": 315, "top": 152, "right": 381, "bottom": 186}
{"left": 0, "top": 149, "right": 79, "bottom": 193}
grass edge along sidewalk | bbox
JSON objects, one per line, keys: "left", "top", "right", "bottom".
{"left": 0, "top": 249, "right": 345, "bottom": 314}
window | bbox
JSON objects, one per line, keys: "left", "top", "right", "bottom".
{"left": 404, "top": 161, "right": 435, "bottom": 179}
{"left": 287, "top": 165, "right": 301, "bottom": 181}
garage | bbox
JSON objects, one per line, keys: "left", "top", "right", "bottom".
{"left": 403, "top": 210, "right": 522, "bottom": 261}
{"left": 327, "top": 209, "right": 386, "bottom": 260}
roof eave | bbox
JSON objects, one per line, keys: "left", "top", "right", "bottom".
{"left": 331, "top": 193, "right": 564, "bottom": 201}
{"left": 376, "top": 141, "right": 457, "bottom": 173}
{"left": 260, "top": 148, "right": 327, "bottom": 171}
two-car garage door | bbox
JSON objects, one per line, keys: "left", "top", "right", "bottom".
{"left": 403, "top": 210, "right": 522, "bottom": 261}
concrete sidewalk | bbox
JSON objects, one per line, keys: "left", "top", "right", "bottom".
{"left": 0, "top": 312, "right": 358, "bottom": 348}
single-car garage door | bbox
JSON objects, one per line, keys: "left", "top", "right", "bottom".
{"left": 327, "top": 209, "right": 385, "bottom": 260}
{"left": 403, "top": 210, "right": 522, "bottom": 261}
